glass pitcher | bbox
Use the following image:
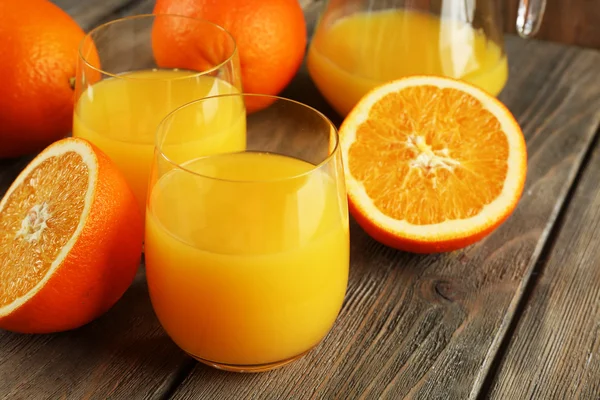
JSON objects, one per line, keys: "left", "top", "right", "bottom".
{"left": 307, "top": 0, "right": 546, "bottom": 116}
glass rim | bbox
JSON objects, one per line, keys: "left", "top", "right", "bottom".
{"left": 78, "top": 13, "right": 238, "bottom": 81}
{"left": 155, "top": 93, "right": 340, "bottom": 184}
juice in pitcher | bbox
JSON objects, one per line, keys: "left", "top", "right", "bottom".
{"left": 308, "top": 8, "right": 508, "bottom": 116}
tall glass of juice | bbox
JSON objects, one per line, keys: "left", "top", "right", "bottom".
{"left": 146, "top": 94, "right": 349, "bottom": 372}
{"left": 73, "top": 15, "right": 243, "bottom": 218}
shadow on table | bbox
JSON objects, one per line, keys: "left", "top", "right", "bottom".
{"left": 280, "top": 62, "right": 343, "bottom": 128}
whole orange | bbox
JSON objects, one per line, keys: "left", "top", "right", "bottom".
{"left": 153, "top": 0, "right": 307, "bottom": 102}
{"left": 0, "top": 0, "right": 85, "bottom": 158}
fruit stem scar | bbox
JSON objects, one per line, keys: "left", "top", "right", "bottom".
{"left": 406, "top": 135, "right": 460, "bottom": 175}
{"left": 69, "top": 76, "right": 76, "bottom": 90}
{"left": 15, "top": 202, "right": 52, "bottom": 242}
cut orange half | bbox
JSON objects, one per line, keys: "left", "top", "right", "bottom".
{"left": 339, "top": 76, "right": 527, "bottom": 253}
{"left": 0, "top": 138, "right": 143, "bottom": 333}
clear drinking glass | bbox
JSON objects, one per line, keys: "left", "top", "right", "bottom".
{"left": 73, "top": 14, "right": 242, "bottom": 218}
{"left": 307, "top": 0, "right": 546, "bottom": 116}
{"left": 145, "top": 94, "right": 349, "bottom": 372}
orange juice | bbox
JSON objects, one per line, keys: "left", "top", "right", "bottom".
{"left": 73, "top": 69, "right": 244, "bottom": 214}
{"left": 308, "top": 9, "right": 508, "bottom": 116}
{"left": 145, "top": 151, "right": 349, "bottom": 367}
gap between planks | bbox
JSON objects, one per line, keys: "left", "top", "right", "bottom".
{"left": 158, "top": 358, "right": 197, "bottom": 400}
{"left": 473, "top": 125, "right": 600, "bottom": 399}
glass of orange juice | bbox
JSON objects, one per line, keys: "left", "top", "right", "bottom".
{"left": 145, "top": 94, "right": 349, "bottom": 372}
{"left": 73, "top": 15, "right": 243, "bottom": 218}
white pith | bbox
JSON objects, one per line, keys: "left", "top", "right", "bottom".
{"left": 0, "top": 140, "right": 97, "bottom": 316}
{"left": 341, "top": 76, "right": 526, "bottom": 241}
{"left": 15, "top": 202, "right": 52, "bottom": 242}
{"left": 406, "top": 135, "right": 460, "bottom": 187}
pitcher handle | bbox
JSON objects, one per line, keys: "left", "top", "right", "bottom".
{"left": 516, "top": 0, "right": 547, "bottom": 38}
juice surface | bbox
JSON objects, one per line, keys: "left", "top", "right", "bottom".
{"left": 73, "top": 69, "right": 245, "bottom": 214}
{"left": 307, "top": 9, "right": 508, "bottom": 116}
{"left": 145, "top": 151, "right": 349, "bottom": 366}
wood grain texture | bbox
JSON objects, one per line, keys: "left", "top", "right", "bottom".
{"left": 170, "top": 37, "right": 600, "bottom": 400}
{"left": 0, "top": 1, "right": 599, "bottom": 399}
{"left": 0, "top": 270, "right": 195, "bottom": 400}
{"left": 50, "top": 0, "right": 153, "bottom": 31}
{"left": 504, "top": 0, "right": 600, "bottom": 49}
{"left": 486, "top": 133, "right": 600, "bottom": 399}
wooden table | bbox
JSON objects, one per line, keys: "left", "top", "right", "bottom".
{"left": 1, "top": 1, "right": 600, "bottom": 399}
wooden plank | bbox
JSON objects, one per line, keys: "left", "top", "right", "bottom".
{"left": 51, "top": 0, "right": 135, "bottom": 31}
{"left": 169, "top": 38, "right": 600, "bottom": 400}
{"left": 0, "top": 270, "right": 195, "bottom": 399}
{"left": 486, "top": 133, "right": 600, "bottom": 398}
{"left": 1, "top": 1, "right": 598, "bottom": 399}
{"left": 504, "top": 0, "right": 600, "bottom": 49}
{"left": 50, "top": 0, "right": 154, "bottom": 31}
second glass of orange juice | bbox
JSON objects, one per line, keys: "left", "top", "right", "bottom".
{"left": 145, "top": 94, "right": 349, "bottom": 372}
{"left": 73, "top": 15, "right": 243, "bottom": 218}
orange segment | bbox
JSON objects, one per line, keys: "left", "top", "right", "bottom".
{"left": 0, "top": 138, "right": 143, "bottom": 333}
{"left": 339, "top": 76, "right": 527, "bottom": 253}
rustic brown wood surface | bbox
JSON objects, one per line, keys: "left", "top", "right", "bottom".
{"left": 0, "top": 270, "right": 195, "bottom": 399}
{"left": 486, "top": 138, "right": 600, "bottom": 398}
{"left": 0, "top": 1, "right": 598, "bottom": 399}
{"left": 504, "top": 0, "right": 600, "bottom": 49}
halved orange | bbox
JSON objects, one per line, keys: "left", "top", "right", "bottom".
{"left": 339, "top": 76, "right": 527, "bottom": 253}
{"left": 0, "top": 138, "right": 143, "bottom": 333}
